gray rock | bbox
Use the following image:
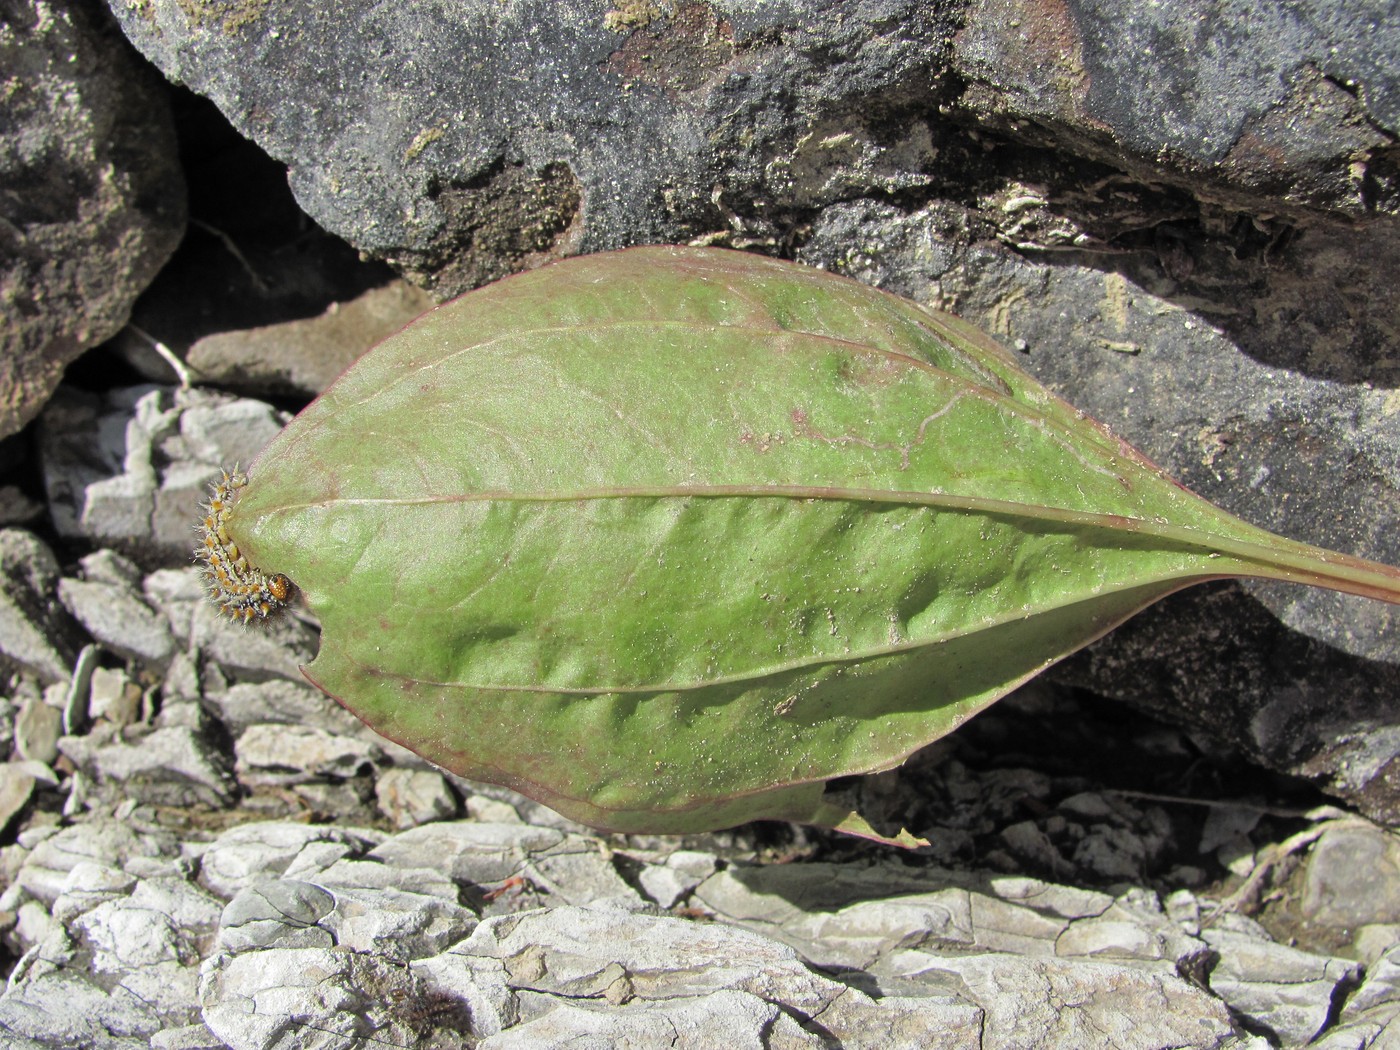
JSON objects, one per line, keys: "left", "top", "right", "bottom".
{"left": 528, "top": 847, "right": 642, "bottom": 911}
{"left": 308, "top": 856, "right": 459, "bottom": 901}
{"left": 1314, "top": 941, "right": 1400, "bottom": 1047}
{"left": 50, "top": 860, "right": 138, "bottom": 925}
{"left": 1309, "top": 1017, "right": 1399, "bottom": 1050}
{"left": 59, "top": 726, "right": 234, "bottom": 808}
{"left": 67, "top": 877, "right": 222, "bottom": 1025}
{"left": 188, "top": 600, "right": 319, "bottom": 684}
{"left": 360, "top": 819, "right": 642, "bottom": 910}
{"left": 199, "top": 945, "right": 470, "bottom": 1050}
{"left": 1342, "top": 941, "right": 1400, "bottom": 1019}
{"left": 0, "top": 762, "right": 39, "bottom": 837}
{"left": 1299, "top": 823, "right": 1400, "bottom": 933}
{"left": 412, "top": 947, "right": 519, "bottom": 1039}
{"left": 103, "top": 1, "right": 958, "bottom": 297}
{"left": 0, "top": 529, "right": 80, "bottom": 682}
{"left": 14, "top": 691, "right": 61, "bottom": 766}
{"left": 277, "top": 778, "right": 379, "bottom": 824}
{"left": 1071, "top": 825, "right": 1152, "bottom": 882}
{"left": 636, "top": 849, "right": 717, "bottom": 909}
{"left": 177, "top": 397, "right": 295, "bottom": 471}
{"left": 885, "top": 950, "right": 1235, "bottom": 1050}
{"left": 478, "top": 988, "right": 824, "bottom": 1050}
{"left": 196, "top": 821, "right": 380, "bottom": 900}
{"left": 999, "top": 820, "right": 1071, "bottom": 879}
{"left": 234, "top": 724, "right": 381, "bottom": 786}
{"left": 12, "top": 897, "right": 59, "bottom": 954}
{"left": 318, "top": 884, "right": 478, "bottom": 963}
{"left": 149, "top": 1024, "right": 227, "bottom": 1050}
{"left": 367, "top": 820, "right": 566, "bottom": 886}
{"left": 39, "top": 386, "right": 287, "bottom": 561}
{"left": 103, "top": 0, "right": 1396, "bottom": 300}
{"left": 155, "top": 699, "right": 207, "bottom": 732}
{"left": 220, "top": 878, "right": 476, "bottom": 963}
{"left": 17, "top": 818, "right": 179, "bottom": 905}
{"left": 187, "top": 279, "right": 436, "bottom": 397}
{"left": 697, "top": 862, "right": 1104, "bottom": 968}
{"left": 459, "top": 780, "right": 596, "bottom": 833}
{"left": 375, "top": 766, "right": 459, "bottom": 829}
{"left": 0, "top": 693, "right": 17, "bottom": 757}
{"left": 1202, "top": 917, "right": 1362, "bottom": 1046}
{"left": 41, "top": 385, "right": 168, "bottom": 548}
{"left": 142, "top": 568, "right": 206, "bottom": 647}
{"left": 202, "top": 678, "right": 365, "bottom": 737}
{"left": 464, "top": 793, "right": 527, "bottom": 824}
{"left": 217, "top": 880, "right": 337, "bottom": 953}
{"left": 447, "top": 904, "right": 992, "bottom": 1048}
{"left": 87, "top": 666, "right": 142, "bottom": 727}
{"left": 57, "top": 576, "right": 175, "bottom": 668}
{"left": 159, "top": 650, "right": 203, "bottom": 707}
{"left": 695, "top": 861, "right": 1214, "bottom": 994}
{"left": 76, "top": 549, "right": 143, "bottom": 589}
{"left": 0, "top": 0, "right": 184, "bottom": 441}
{"left": 950, "top": 0, "right": 1396, "bottom": 217}
{"left": 0, "top": 969, "right": 161, "bottom": 1050}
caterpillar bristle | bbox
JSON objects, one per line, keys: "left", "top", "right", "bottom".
{"left": 194, "top": 469, "right": 292, "bottom": 625}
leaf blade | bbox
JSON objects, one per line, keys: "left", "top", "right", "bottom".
{"left": 227, "top": 245, "right": 1400, "bottom": 839}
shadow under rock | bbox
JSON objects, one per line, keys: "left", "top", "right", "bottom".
{"left": 1054, "top": 581, "right": 1400, "bottom": 823}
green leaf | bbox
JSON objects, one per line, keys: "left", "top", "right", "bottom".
{"left": 224, "top": 246, "right": 1400, "bottom": 843}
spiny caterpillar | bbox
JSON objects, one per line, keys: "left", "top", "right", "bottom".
{"left": 195, "top": 469, "right": 292, "bottom": 624}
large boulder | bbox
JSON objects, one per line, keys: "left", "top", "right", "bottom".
{"left": 1, "top": 0, "right": 185, "bottom": 439}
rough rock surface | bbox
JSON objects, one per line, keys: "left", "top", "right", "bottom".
{"left": 5, "top": 1, "right": 1400, "bottom": 1046}
{"left": 102, "top": 0, "right": 1396, "bottom": 295}
{"left": 0, "top": 0, "right": 185, "bottom": 439}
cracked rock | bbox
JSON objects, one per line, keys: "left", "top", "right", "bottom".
{"left": 199, "top": 945, "right": 471, "bottom": 1050}
{"left": 17, "top": 819, "right": 180, "bottom": 905}
{"left": 0, "top": 968, "right": 162, "bottom": 1050}
{"left": 218, "top": 878, "right": 476, "bottom": 964}
{"left": 885, "top": 950, "right": 1234, "bottom": 1050}
{"left": 1201, "top": 915, "right": 1362, "bottom": 1046}
{"left": 478, "top": 988, "right": 823, "bottom": 1050}
{"left": 217, "top": 880, "right": 336, "bottom": 953}
{"left": 195, "top": 822, "right": 381, "bottom": 900}
{"left": 449, "top": 904, "right": 985, "bottom": 1048}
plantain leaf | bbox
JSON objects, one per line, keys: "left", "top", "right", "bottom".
{"left": 223, "top": 246, "right": 1400, "bottom": 845}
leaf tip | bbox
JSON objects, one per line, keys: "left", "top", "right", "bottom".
{"left": 803, "top": 797, "right": 929, "bottom": 849}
